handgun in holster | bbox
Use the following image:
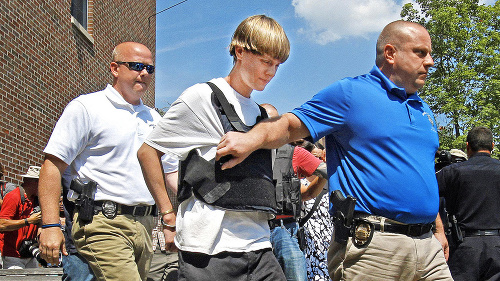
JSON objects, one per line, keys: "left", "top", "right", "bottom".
{"left": 70, "top": 178, "right": 97, "bottom": 224}
{"left": 448, "top": 213, "right": 463, "bottom": 244}
{"left": 331, "top": 190, "right": 357, "bottom": 245}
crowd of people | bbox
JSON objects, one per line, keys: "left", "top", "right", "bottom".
{"left": 0, "top": 14, "right": 498, "bottom": 281}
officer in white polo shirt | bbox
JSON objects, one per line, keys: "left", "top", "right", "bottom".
{"left": 38, "top": 42, "right": 165, "bottom": 281}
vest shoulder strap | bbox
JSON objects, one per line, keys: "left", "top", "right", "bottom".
{"left": 207, "top": 82, "right": 246, "bottom": 132}
{"left": 207, "top": 82, "right": 268, "bottom": 133}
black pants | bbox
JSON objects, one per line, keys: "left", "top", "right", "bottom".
{"left": 449, "top": 236, "right": 500, "bottom": 281}
{"left": 178, "top": 248, "right": 286, "bottom": 281}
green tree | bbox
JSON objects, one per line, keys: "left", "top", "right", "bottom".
{"left": 401, "top": 0, "right": 500, "bottom": 155}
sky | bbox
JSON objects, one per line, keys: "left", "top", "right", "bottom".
{"left": 154, "top": 0, "right": 496, "bottom": 114}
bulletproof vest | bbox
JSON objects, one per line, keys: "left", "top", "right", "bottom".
{"left": 177, "top": 82, "right": 276, "bottom": 214}
{"left": 273, "top": 144, "right": 301, "bottom": 218}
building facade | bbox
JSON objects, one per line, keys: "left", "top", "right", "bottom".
{"left": 0, "top": 0, "right": 156, "bottom": 184}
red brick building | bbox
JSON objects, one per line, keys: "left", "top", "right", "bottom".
{"left": 0, "top": 0, "right": 156, "bottom": 184}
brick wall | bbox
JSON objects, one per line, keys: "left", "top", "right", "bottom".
{"left": 0, "top": 0, "right": 156, "bottom": 185}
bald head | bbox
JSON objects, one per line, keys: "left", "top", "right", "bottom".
{"left": 112, "top": 42, "right": 152, "bottom": 62}
{"left": 376, "top": 21, "right": 429, "bottom": 67}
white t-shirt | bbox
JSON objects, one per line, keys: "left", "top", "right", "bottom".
{"left": 44, "top": 84, "right": 171, "bottom": 205}
{"left": 145, "top": 78, "right": 272, "bottom": 255}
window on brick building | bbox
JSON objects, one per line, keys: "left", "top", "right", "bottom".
{"left": 71, "top": 0, "right": 87, "bottom": 29}
{"left": 71, "top": 0, "right": 93, "bottom": 44}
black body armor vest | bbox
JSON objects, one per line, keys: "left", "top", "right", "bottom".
{"left": 177, "top": 82, "right": 276, "bottom": 213}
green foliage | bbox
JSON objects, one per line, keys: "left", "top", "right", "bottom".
{"left": 401, "top": 0, "right": 500, "bottom": 157}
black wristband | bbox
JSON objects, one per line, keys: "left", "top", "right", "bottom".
{"left": 41, "top": 223, "right": 62, "bottom": 229}
{"left": 24, "top": 218, "right": 29, "bottom": 226}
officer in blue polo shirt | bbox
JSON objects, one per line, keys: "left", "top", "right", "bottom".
{"left": 216, "top": 20, "right": 453, "bottom": 281}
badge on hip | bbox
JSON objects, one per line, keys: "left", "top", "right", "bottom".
{"left": 102, "top": 201, "right": 118, "bottom": 219}
{"left": 352, "top": 219, "right": 374, "bottom": 248}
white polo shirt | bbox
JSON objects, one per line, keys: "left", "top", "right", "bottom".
{"left": 44, "top": 84, "right": 170, "bottom": 205}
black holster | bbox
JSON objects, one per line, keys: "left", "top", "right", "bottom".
{"left": 331, "top": 190, "right": 356, "bottom": 245}
{"left": 70, "top": 178, "right": 97, "bottom": 224}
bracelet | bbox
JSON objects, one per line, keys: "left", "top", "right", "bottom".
{"left": 24, "top": 218, "right": 29, "bottom": 226}
{"left": 41, "top": 223, "right": 62, "bottom": 229}
{"left": 159, "top": 208, "right": 175, "bottom": 216}
{"left": 161, "top": 217, "right": 176, "bottom": 229}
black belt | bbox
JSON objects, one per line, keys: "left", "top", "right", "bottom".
{"left": 269, "top": 217, "right": 297, "bottom": 229}
{"left": 372, "top": 221, "right": 433, "bottom": 237}
{"left": 464, "top": 229, "right": 500, "bottom": 237}
{"left": 94, "top": 200, "right": 156, "bottom": 218}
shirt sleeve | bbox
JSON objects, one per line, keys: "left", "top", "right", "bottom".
{"left": 0, "top": 188, "right": 20, "bottom": 219}
{"left": 291, "top": 80, "right": 351, "bottom": 142}
{"left": 145, "top": 85, "right": 223, "bottom": 161}
{"left": 161, "top": 153, "right": 178, "bottom": 174}
{"left": 43, "top": 100, "right": 91, "bottom": 165}
{"left": 292, "top": 146, "right": 322, "bottom": 178}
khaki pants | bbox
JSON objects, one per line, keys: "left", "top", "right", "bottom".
{"left": 147, "top": 249, "right": 178, "bottom": 281}
{"left": 73, "top": 211, "right": 154, "bottom": 281}
{"left": 328, "top": 228, "right": 453, "bottom": 281}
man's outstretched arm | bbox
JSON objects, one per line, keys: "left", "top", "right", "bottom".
{"left": 216, "top": 113, "right": 310, "bottom": 169}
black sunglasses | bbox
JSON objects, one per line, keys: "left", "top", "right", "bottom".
{"left": 115, "top": 61, "right": 155, "bottom": 74}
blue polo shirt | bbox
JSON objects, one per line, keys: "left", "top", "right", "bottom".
{"left": 292, "top": 66, "right": 439, "bottom": 224}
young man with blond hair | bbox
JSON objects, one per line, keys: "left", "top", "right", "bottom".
{"left": 138, "top": 15, "right": 290, "bottom": 280}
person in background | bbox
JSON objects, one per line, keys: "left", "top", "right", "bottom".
{"left": 0, "top": 162, "right": 17, "bottom": 209}
{"left": 449, "top": 149, "right": 467, "bottom": 163}
{"left": 437, "top": 126, "right": 500, "bottom": 281}
{"left": 299, "top": 141, "right": 332, "bottom": 281}
{"left": 0, "top": 166, "right": 42, "bottom": 269}
{"left": 0, "top": 162, "right": 17, "bottom": 268}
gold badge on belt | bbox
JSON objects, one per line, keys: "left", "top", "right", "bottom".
{"left": 352, "top": 219, "right": 374, "bottom": 248}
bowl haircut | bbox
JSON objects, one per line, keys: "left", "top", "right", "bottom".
{"left": 229, "top": 15, "right": 290, "bottom": 64}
